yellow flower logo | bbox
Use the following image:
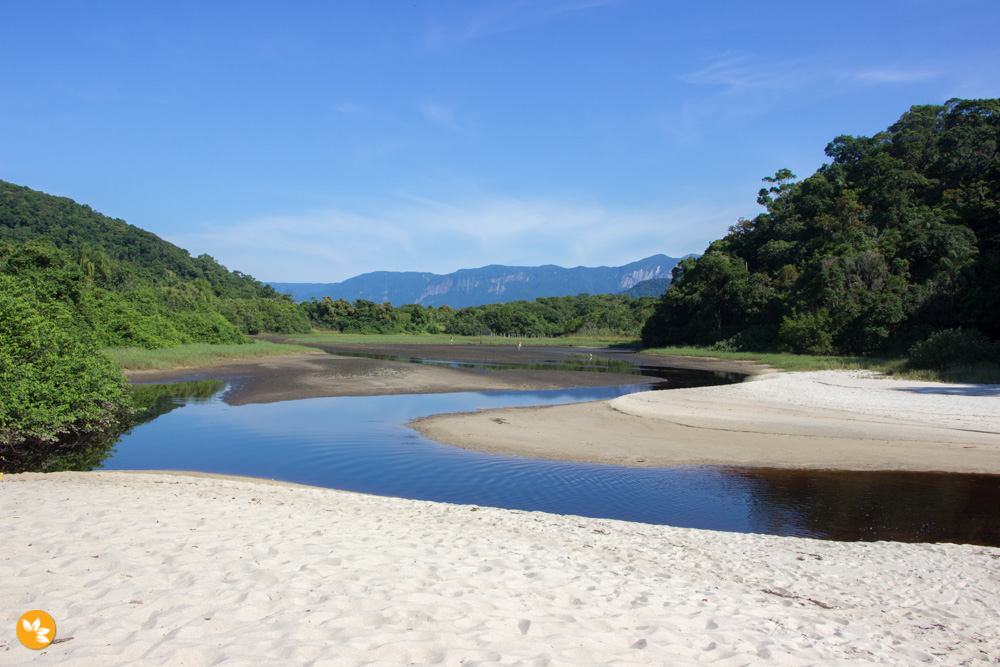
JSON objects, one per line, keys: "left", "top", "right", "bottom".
{"left": 16, "top": 610, "right": 56, "bottom": 650}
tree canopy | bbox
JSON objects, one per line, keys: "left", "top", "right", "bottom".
{"left": 0, "top": 181, "right": 308, "bottom": 469}
{"left": 0, "top": 274, "right": 131, "bottom": 471}
{"left": 0, "top": 182, "right": 311, "bottom": 344}
{"left": 1, "top": 180, "right": 279, "bottom": 299}
{"left": 299, "top": 292, "right": 657, "bottom": 338}
{"left": 642, "top": 98, "right": 1000, "bottom": 356}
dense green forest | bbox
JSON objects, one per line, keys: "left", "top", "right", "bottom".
{"left": 3, "top": 180, "right": 279, "bottom": 299}
{"left": 0, "top": 181, "right": 310, "bottom": 345}
{"left": 299, "top": 293, "right": 658, "bottom": 338}
{"left": 1, "top": 271, "right": 132, "bottom": 471}
{"left": 1, "top": 181, "right": 310, "bottom": 471}
{"left": 642, "top": 98, "right": 1000, "bottom": 367}
{"left": 620, "top": 278, "right": 672, "bottom": 298}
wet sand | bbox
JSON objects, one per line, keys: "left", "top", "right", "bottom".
{"left": 126, "top": 343, "right": 764, "bottom": 406}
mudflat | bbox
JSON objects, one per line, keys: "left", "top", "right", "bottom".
{"left": 126, "top": 343, "right": 764, "bottom": 406}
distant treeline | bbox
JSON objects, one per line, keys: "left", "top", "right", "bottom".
{"left": 299, "top": 293, "right": 658, "bottom": 337}
{"left": 642, "top": 98, "right": 1000, "bottom": 368}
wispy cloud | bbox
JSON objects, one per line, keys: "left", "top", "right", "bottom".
{"left": 171, "top": 193, "right": 740, "bottom": 283}
{"left": 169, "top": 208, "right": 412, "bottom": 282}
{"left": 850, "top": 67, "right": 940, "bottom": 85}
{"left": 332, "top": 101, "right": 362, "bottom": 115}
{"left": 419, "top": 101, "right": 472, "bottom": 134}
{"left": 682, "top": 53, "right": 944, "bottom": 97}
{"left": 671, "top": 53, "right": 952, "bottom": 142}
{"left": 425, "top": 0, "right": 620, "bottom": 50}
{"left": 680, "top": 54, "right": 811, "bottom": 92}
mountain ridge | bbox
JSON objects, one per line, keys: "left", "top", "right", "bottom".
{"left": 269, "top": 254, "right": 692, "bottom": 308}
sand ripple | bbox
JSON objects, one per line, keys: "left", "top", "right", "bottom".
{"left": 2, "top": 471, "right": 999, "bottom": 665}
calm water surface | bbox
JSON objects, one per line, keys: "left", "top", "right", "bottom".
{"left": 105, "top": 381, "right": 1000, "bottom": 546}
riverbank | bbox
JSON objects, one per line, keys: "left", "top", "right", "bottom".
{"left": 3, "top": 470, "right": 998, "bottom": 664}
{"left": 104, "top": 340, "right": 326, "bottom": 371}
{"left": 125, "top": 344, "right": 761, "bottom": 406}
{"left": 412, "top": 370, "right": 1000, "bottom": 474}
{"left": 125, "top": 344, "right": 1000, "bottom": 473}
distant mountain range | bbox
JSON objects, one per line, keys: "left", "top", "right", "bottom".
{"left": 268, "top": 254, "right": 690, "bottom": 308}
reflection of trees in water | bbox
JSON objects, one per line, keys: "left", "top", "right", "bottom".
{"left": 726, "top": 467, "right": 1000, "bottom": 546}
{"left": 1, "top": 380, "right": 225, "bottom": 474}
{"left": 128, "top": 380, "right": 226, "bottom": 427}
{"left": 332, "top": 350, "right": 743, "bottom": 387}
{"left": 1, "top": 430, "right": 121, "bottom": 474}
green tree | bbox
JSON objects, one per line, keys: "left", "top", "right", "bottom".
{"left": 1, "top": 275, "right": 130, "bottom": 471}
{"left": 643, "top": 98, "right": 1000, "bottom": 353}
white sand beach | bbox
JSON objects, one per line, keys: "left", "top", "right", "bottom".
{"left": 413, "top": 371, "right": 1000, "bottom": 473}
{"left": 1, "top": 470, "right": 999, "bottom": 665}
{"left": 4, "top": 369, "right": 1000, "bottom": 664}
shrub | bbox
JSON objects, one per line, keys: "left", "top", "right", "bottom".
{"left": 710, "top": 324, "right": 781, "bottom": 353}
{"left": 778, "top": 309, "right": 835, "bottom": 354}
{"left": 1, "top": 276, "right": 130, "bottom": 470}
{"left": 906, "top": 328, "right": 1000, "bottom": 370}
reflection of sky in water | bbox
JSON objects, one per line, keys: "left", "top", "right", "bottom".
{"left": 108, "top": 385, "right": 1000, "bottom": 545}
{"left": 109, "top": 386, "right": 754, "bottom": 533}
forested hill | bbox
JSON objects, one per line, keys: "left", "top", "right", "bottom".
{"left": 620, "top": 278, "right": 672, "bottom": 298}
{"left": 1, "top": 180, "right": 309, "bottom": 347}
{"left": 270, "top": 254, "right": 689, "bottom": 308}
{"left": 0, "top": 180, "right": 277, "bottom": 300}
{"left": 642, "top": 98, "right": 1000, "bottom": 360}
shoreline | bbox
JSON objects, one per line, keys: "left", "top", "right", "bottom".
{"left": 412, "top": 370, "right": 1000, "bottom": 474}
{"left": 3, "top": 470, "right": 999, "bottom": 664}
{"left": 7, "top": 351, "right": 1000, "bottom": 662}
{"left": 124, "top": 343, "right": 767, "bottom": 406}
{"left": 122, "top": 344, "right": 1000, "bottom": 473}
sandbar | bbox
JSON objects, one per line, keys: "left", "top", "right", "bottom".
{"left": 412, "top": 370, "right": 1000, "bottom": 474}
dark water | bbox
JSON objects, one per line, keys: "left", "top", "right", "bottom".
{"left": 330, "top": 350, "right": 681, "bottom": 378}
{"left": 102, "top": 381, "right": 1000, "bottom": 546}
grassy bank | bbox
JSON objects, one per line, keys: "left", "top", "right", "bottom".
{"left": 644, "top": 346, "right": 1000, "bottom": 384}
{"left": 287, "top": 333, "right": 999, "bottom": 383}
{"left": 105, "top": 340, "right": 323, "bottom": 371}
{"left": 285, "top": 332, "right": 642, "bottom": 347}
{"left": 103, "top": 333, "right": 1000, "bottom": 383}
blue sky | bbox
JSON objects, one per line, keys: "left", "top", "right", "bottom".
{"left": 2, "top": 1, "right": 998, "bottom": 282}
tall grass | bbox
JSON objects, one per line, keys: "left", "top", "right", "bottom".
{"left": 105, "top": 341, "right": 323, "bottom": 371}
{"left": 644, "top": 346, "right": 903, "bottom": 372}
{"left": 286, "top": 332, "right": 642, "bottom": 347}
{"left": 105, "top": 334, "right": 1000, "bottom": 383}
